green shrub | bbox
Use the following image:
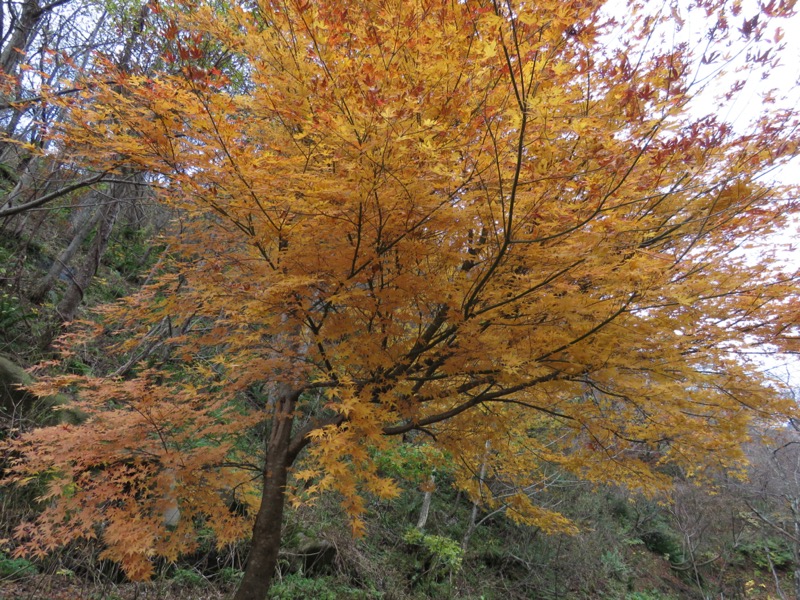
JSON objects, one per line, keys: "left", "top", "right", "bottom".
{"left": 0, "top": 289, "right": 26, "bottom": 328}
{"left": 403, "top": 527, "right": 463, "bottom": 573}
{"left": 268, "top": 573, "right": 372, "bottom": 600}
{"left": 0, "top": 552, "right": 38, "bottom": 580}
{"left": 170, "top": 567, "right": 207, "bottom": 587}
{"left": 638, "top": 526, "right": 684, "bottom": 564}
{"left": 373, "top": 443, "right": 445, "bottom": 486}
{"left": 103, "top": 227, "right": 162, "bottom": 280}
{"left": 215, "top": 566, "right": 244, "bottom": 585}
{"left": 601, "top": 548, "right": 631, "bottom": 581}
{"left": 626, "top": 591, "right": 676, "bottom": 600}
{"left": 738, "top": 537, "right": 793, "bottom": 570}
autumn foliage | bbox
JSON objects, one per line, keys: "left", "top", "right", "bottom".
{"left": 3, "top": 0, "right": 800, "bottom": 597}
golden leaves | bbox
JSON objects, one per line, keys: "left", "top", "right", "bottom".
{"left": 4, "top": 0, "right": 800, "bottom": 574}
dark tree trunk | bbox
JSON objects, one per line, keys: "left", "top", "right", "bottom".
{"left": 233, "top": 385, "right": 298, "bottom": 600}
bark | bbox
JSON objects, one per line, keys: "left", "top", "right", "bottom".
{"left": 1, "top": 154, "right": 38, "bottom": 217}
{"left": 233, "top": 384, "right": 299, "bottom": 600}
{"left": 416, "top": 475, "right": 435, "bottom": 530}
{"left": 30, "top": 200, "right": 102, "bottom": 303}
{"left": 0, "top": 0, "right": 43, "bottom": 157}
{"left": 56, "top": 195, "right": 120, "bottom": 321}
{"left": 0, "top": 0, "right": 42, "bottom": 76}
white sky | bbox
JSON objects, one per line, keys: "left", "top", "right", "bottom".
{"left": 601, "top": 0, "right": 800, "bottom": 388}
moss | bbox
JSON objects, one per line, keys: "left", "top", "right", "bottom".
{"left": 0, "top": 354, "right": 86, "bottom": 426}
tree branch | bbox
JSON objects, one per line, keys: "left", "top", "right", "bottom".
{"left": 0, "top": 172, "right": 109, "bottom": 218}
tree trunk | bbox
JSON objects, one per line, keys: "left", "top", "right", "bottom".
{"left": 30, "top": 200, "right": 102, "bottom": 303}
{"left": 56, "top": 196, "right": 120, "bottom": 321}
{"left": 416, "top": 475, "right": 435, "bottom": 530}
{"left": 1, "top": 154, "right": 37, "bottom": 218}
{"left": 0, "top": 0, "right": 43, "bottom": 158}
{"left": 51, "top": 171, "right": 147, "bottom": 322}
{"left": 462, "top": 440, "right": 490, "bottom": 551}
{"left": 0, "top": 0, "right": 43, "bottom": 76}
{"left": 234, "top": 385, "right": 298, "bottom": 600}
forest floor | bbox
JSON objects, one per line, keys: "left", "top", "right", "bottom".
{"left": 1, "top": 575, "right": 233, "bottom": 600}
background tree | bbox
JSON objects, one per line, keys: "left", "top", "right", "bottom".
{"left": 0, "top": 0, "right": 171, "bottom": 334}
{"left": 736, "top": 425, "right": 800, "bottom": 600}
{"left": 3, "top": 0, "right": 800, "bottom": 599}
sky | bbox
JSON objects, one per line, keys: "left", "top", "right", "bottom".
{"left": 599, "top": 0, "right": 800, "bottom": 388}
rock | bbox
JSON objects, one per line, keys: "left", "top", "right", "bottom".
{"left": 0, "top": 354, "right": 35, "bottom": 417}
{"left": 282, "top": 535, "right": 337, "bottom": 575}
{"left": 0, "top": 354, "right": 85, "bottom": 426}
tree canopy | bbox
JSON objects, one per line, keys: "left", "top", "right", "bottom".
{"left": 4, "top": 0, "right": 800, "bottom": 598}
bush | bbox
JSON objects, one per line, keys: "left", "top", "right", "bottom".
{"left": 170, "top": 567, "right": 207, "bottom": 587}
{"left": 0, "top": 552, "right": 38, "bottom": 580}
{"left": 268, "top": 573, "right": 372, "bottom": 600}
{"left": 638, "top": 526, "right": 684, "bottom": 564}
{"left": 372, "top": 442, "right": 446, "bottom": 486}
{"left": 601, "top": 548, "right": 631, "bottom": 582}
{"left": 215, "top": 566, "right": 244, "bottom": 585}
{"left": 626, "top": 592, "right": 676, "bottom": 600}
{"left": 403, "top": 528, "right": 463, "bottom": 574}
{"left": 738, "top": 537, "right": 793, "bottom": 570}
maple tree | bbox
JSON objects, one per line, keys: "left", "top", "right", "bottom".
{"left": 3, "top": 0, "right": 800, "bottom": 598}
